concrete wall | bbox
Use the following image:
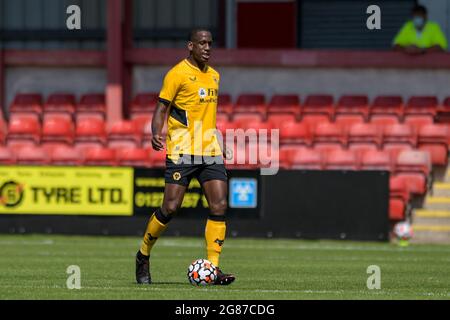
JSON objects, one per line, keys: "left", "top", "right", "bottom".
{"left": 134, "top": 66, "right": 450, "bottom": 102}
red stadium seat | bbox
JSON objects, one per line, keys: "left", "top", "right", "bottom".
{"left": 435, "top": 96, "right": 450, "bottom": 123}
{"left": 43, "top": 93, "right": 76, "bottom": 120}
{"left": 324, "top": 149, "right": 359, "bottom": 170}
{"left": 267, "top": 114, "right": 296, "bottom": 129}
{"left": 312, "top": 122, "right": 346, "bottom": 151}
{"left": 290, "top": 148, "right": 324, "bottom": 170}
{"left": 107, "top": 120, "right": 141, "bottom": 150}
{"left": 76, "top": 93, "right": 106, "bottom": 121}
{"left": 50, "top": 146, "right": 82, "bottom": 166}
{"left": 347, "top": 123, "right": 381, "bottom": 152}
{"left": 41, "top": 116, "right": 74, "bottom": 146}
{"left": 360, "top": 150, "right": 393, "bottom": 171}
{"left": 130, "top": 93, "right": 159, "bottom": 116}
{"left": 6, "top": 116, "right": 40, "bottom": 149}
{"left": 0, "top": 121, "right": 6, "bottom": 145}
{"left": 404, "top": 117, "right": 434, "bottom": 132}
{"left": 382, "top": 124, "right": 417, "bottom": 152}
{"left": 405, "top": 95, "right": 437, "bottom": 114}
{"left": 279, "top": 145, "right": 308, "bottom": 169}
{"left": 216, "top": 119, "right": 239, "bottom": 136}
{"left": 9, "top": 93, "right": 43, "bottom": 120}
{"left": 267, "top": 94, "right": 300, "bottom": 117}
{"left": 233, "top": 113, "right": 264, "bottom": 124}
{"left": 335, "top": 95, "right": 369, "bottom": 124}
{"left": 74, "top": 118, "right": 107, "bottom": 151}
{"left": 239, "top": 120, "right": 272, "bottom": 131}
{"left": 417, "top": 124, "right": 449, "bottom": 165}
{"left": 301, "top": 95, "right": 334, "bottom": 125}
{"left": 279, "top": 122, "right": 311, "bottom": 146}
{"left": 389, "top": 176, "right": 410, "bottom": 221}
{"left": 132, "top": 114, "right": 153, "bottom": 133}
{"left": 334, "top": 116, "right": 364, "bottom": 129}
{"left": 369, "top": 96, "right": 403, "bottom": 125}
{"left": 148, "top": 149, "right": 166, "bottom": 168}
{"left": 393, "top": 150, "right": 431, "bottom": 195}
{"left": 116, "top": 148, "right": 150, "bottom": 167}
{"left": 16, "top": 146, "right": 49, "bottom": 165}
{"left": 0, "top": 147, "right": 16, "bottom": 165}
{"left": 403, "top": 96, "right": 437, "bottom": 126}
{"left": 83, "top": 148, "right": 116, "bottom": 166}
{"left": 233, "top": 93, "right": 266, "bottom": 119}
{"left": 217, "top": 94, "right": 233, "bottom": 119}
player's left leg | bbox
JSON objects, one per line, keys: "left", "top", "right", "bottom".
{"left": 202, "top": 179, "right": 227, "bottom": 266}
{"left": 201, "top": 177, "right": 235, "bottom": 285}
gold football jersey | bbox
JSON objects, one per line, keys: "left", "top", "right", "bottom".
{"left": 159, "top": 59, "right": 222, "bottom": 158}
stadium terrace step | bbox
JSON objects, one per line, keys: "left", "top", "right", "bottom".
{"left": 414, "top": 210, "right": 450, "bottom": 218}
{"left": 430, "top": 186, "right": 450, "bottom": 197}
{"left": 412, "top": 217, "right": 450, "bottom": 225}
{"left": 412, "top": 208, "right": 450, "bottom": 243}
{"left": 425, "top": 196, "right": 450, "bottom": 204}
{"left": 423, "top": 196, "right": 450, "bottom": 209}
{"left": 433, "top": 183, "right": 450, "bottom": 189}
{"left": 413, "top": 225, "right": 450, "bottom": 232}
{"left": 410, "top": 230, "right": 450, "bottom": 243}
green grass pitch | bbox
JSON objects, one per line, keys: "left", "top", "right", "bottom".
{"left": 0, "top": 234, "right": 449, "bottom": 300}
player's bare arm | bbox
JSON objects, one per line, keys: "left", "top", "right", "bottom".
{"left": 151, "top": 101, "right": 169, "bottom": 151}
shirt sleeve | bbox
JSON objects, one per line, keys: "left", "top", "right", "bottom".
{"left": 159, "top": 69, "right": 183, "bottom": 105}
{"left": 431, "top": 23, "right": 448, "bottom": 50}
{"left": 392, "top": 22, "right": 411, "bottom": 47}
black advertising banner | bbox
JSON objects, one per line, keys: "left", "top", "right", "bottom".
{"left": 262, "top": 170, "right": 390, "bottom": 240}
{"left": 0, "top": 168, "right": 389, "bottom": 240}
{"left": 133, "top": 168, "right": 261, "bottom": 219}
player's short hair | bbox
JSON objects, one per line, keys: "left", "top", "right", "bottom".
{"left": 412, "top": 4, "right": 427, "bottom": 15}
{"left": 188, "top": 28, "right": 212, "bottom": 42}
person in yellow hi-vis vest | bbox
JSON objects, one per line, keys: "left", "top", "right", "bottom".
{"left": 393, "top": 5, "right": 447, "bottom": 54}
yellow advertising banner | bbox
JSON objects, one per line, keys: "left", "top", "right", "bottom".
{"left": 0, "top": 166, "right": 133, "bottom": 216}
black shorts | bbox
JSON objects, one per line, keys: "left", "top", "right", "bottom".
{"left": 165, "top": 155, "right": 228, "bottom": 186}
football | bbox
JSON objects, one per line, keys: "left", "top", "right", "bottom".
{"left": 394, "top": 221, "right": 413, "bottom": 241}
{"left": 187, "top": 259, "right": 217, "bottom": 286}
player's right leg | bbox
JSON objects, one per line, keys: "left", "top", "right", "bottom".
{"left": 136, "top": 183, "right": 187, "bottom": 284}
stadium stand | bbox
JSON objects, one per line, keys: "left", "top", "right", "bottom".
{"left": 267, "top": 94, "right": 301, "bottom": 118}
{"left": 9, "top": 93, "right": 43, "bottom": 120}
{"left": 83, "top": 147, "right": 116, "bottom": 166}
{"left": 76, "top": 93, "right": 106, "bottom": 121}
{"left": 217, "top": 94, "right": 234, "bottom": 120}
{"left": 301, "top": 94, "right": 334, "bottom": 125}
{"left": 334, "top": 95, "right": 369, "bottom": 127}
{"left": 116, "top": 148, "right": 150, "bottom": 167}
{"left": 2, "top": 91, "right": 450, "bottom": 223}
{"left": 233, "top": 93, "right": 266, "bottom": 120}
{"left": 369, "top": 95, "right": 403, "bottom": 126}
{"left": 43, "top": 93, "right": 76, "bottom": 121}
{"left": 74, "top": 117, "right": 107, "bottom": 151}
{"left": 50, "top": 145, "right": 83, "bottom": 166}
{"left": 107, "top": 120, "right": 141, "bottom": 150}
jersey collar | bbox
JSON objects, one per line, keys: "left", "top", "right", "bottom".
{"left": 184, "top": 58, "right": 208, "bottom": 73}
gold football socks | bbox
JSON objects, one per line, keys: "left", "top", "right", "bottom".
{"left": 205, "top": 216, "right": 226, "bottom": 267}
{"left": 139, "top": 209, "right": 171, "bottom": 256}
